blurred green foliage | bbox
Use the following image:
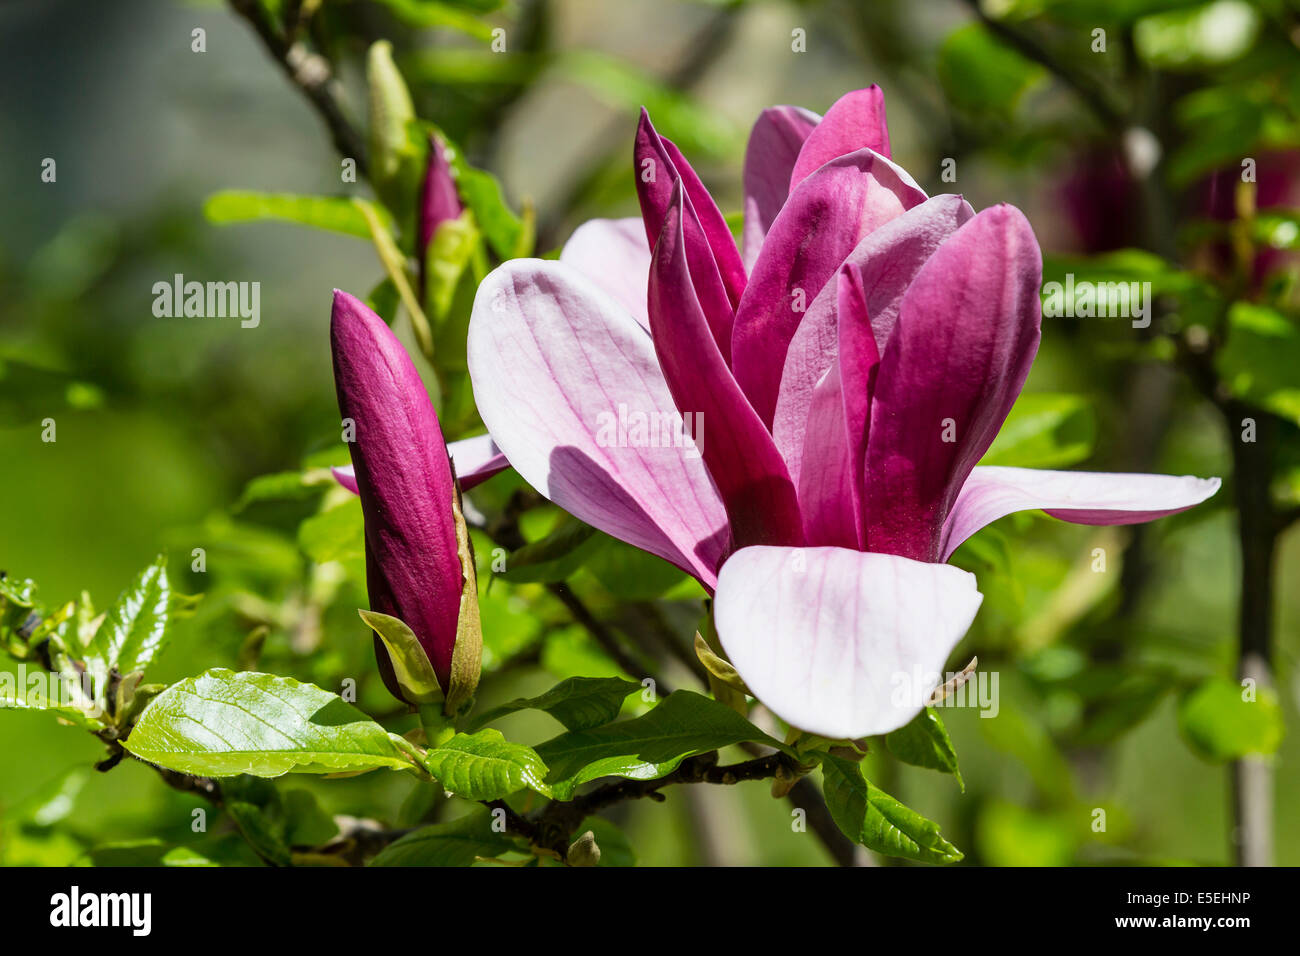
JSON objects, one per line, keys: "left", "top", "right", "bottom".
{"left": 1, "top": 0, "right": 1298, "bottom": 866}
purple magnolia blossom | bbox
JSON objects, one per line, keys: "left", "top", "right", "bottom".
{"left": 331, "top": 289, "right": 465, "bottom": 699}
{"left": 466, "top": 88, "right": 1220, "bottom": 738}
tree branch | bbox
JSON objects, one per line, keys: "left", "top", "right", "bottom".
{"left": 227, "top": 0, "right": 369, "bottom": 176}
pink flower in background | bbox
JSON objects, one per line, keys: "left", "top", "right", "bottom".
{"left": 467, "top": 88, "right": 1220, "bottom": 737}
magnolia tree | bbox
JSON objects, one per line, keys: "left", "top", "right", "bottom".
{"left": 5, "top": 0, "right": 1293, "bottom": 869}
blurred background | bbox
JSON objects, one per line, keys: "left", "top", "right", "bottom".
{"left": 1, "top": 0, "right": 1297, "bottom": 865}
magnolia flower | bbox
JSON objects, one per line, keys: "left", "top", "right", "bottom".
{"left": 332, "top": 290, "right": 476, "bottom": 703}
{"left": 466, "top": 88, "right": 1220, "bottom": 737}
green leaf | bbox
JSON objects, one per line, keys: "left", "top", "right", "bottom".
{"left": 438, "top": 133, "right": 530, "bottom": 260}
{"left": 980, "top": 393, "right": 1097, "bottom": 469}
{"left": 976, "top": 801, "right": 1080, "bottom": 867}
{"left": 0, "top": 681, "right": 104, "bottom": 730}
{"left": 203, "top": 191, "right": 375, "bottom": 239}
{"left": 1178, "top": 676, "right": 1284, "bottom": 762}
{"left": 500, "top": 513, "right": 601, "bottom": 583}
{"left": 423, "top": 728, "right": 550, "bottom": 799}
{"left": 85, "top": 555, "right": 172, "bottom": 686}
{"left": 298, "top": 499, "right": 365, "bottom": 567}
{"left": 371, "top": 0, "right": 499, "bottom": 40}
{"left": 370, "top": 808, "right": 518, "bottom": 867}
{"left": 550, "top": 51, "right": 734, "bottom": 157}
{"left": 1216, "top": 303, "right": 1300, "bottom": 425}
{"left": 86, "top": 841, "right": 225, "bottom": 868}
{"left": 885, "top": 708, "right": 964, "bottom": 791}
{"left": 466, "top": 676, "right": 641, "bottom": 732}
{"left": 937, "top": 23, "right": 1043, "bottom": 117}
{"left": 1134, "top": 2, "right": 1259, "bottom": 70}
{"left": 821, "top": 754, "right": 963, "bottom": 865}
{"left": 359, "top": 609, "right": 443, "bottom": 706}
{"left": 122, "top": 669, "right": 418, "bottom": 777}
{"left": 233, "top": 469, "right": 333, "bottom": 511}
{"left": 587, "top": 538, "right": 691, "bottom": 599}
{"left": 354, "top": 197, "right": 434, "bottom": 361}
{"left": 536, "top": 691, "right": 784, "bottom": 800}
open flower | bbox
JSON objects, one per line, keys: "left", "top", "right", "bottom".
{"left": 466, "top": 88, "right": 1219, "bottom": 738}
{"left": 331, "top": 290, "right": 476, "bottom": 704}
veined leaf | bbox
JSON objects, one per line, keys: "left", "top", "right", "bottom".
{"left": 466, "top": 676, "right": 641, "bottom": 733}
{"left": 0, "top": 686, "right": 105, "bottom": 730}
{"left": 84, "top": 555, "right": 172, "bottom": 688}
{"left": 123, "top": 669, "right": 418, "bottom": 778}
{"left": 536, "top": 691, "right": 784, "bottom": 800}
{"left": 885, "top": 708, "right": 964, "bottom": 791}
{"left": 423, "top": 728, "right": 550, "bottom": 799}
{"left": 821, "top": 754, "right": 963, "bottom": 865}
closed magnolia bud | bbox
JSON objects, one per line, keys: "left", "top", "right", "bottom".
{"left": 330, "top": 289, "right": 466, "bottom": 701}
{"left": 567, "top": 830, "right": 601, "bottom": 867}
{"left": 419, "top": 134, "right": 463, "bottom": 262}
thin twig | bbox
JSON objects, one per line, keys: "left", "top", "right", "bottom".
{"left": 227, "top": 0, "right": 369, "bottom": 175}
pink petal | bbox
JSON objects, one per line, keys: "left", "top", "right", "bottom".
{"left": 741, "top": 105, "right": 820, "bottom": 272}
{"left": 635, "top": 109, "right": 745, "bottom": 358}
{"left": 940, "top": 466, "right": 1222, "bottom": 559}
{"left": 714, "top": 546, "right": 983, "bottom": 738}
{"left": 446, "top": 434, "right": 509, "bottom": 489}
{"left": 332, "top": 464, "right": 360, "bottom": 495}
{"left": 559, "top": 217, "right": 651, "bottom": 330}
{"left": 789, "top": 86, "right": 892, "bottom": 188}
{"left": 467, "top": 259, "right": 729, "bottom": 587}
{"left": 863, "top": 205, "right": 1042, "bottom": 561}
{"left": 773, "top": 194, "right": 974, "bottom": 492}
{"left": 797, "top": 270, "right": 877, "bottom": 549}
{"left": 331, "top": 434, "right": 508, "bottom": 496}
{"left": 649, "top": 185, "right": 804, "bottom": 550}
{"left": 730, "top": 148, "right": 927, "bottom": 427}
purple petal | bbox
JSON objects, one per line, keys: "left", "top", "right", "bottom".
{"left": 331, "top": 290, "right": 462, "bottom": 692}
{"left": 863, "top": 205, "right": 1042, "bottom": 561}
{"left": 797, "top": 270, "right": 877, "bottom": 549}
{"left": 789, "top": 86, "right": 892, "bottom": 189}
{"left": 635, "top": 109, "right": 745, "bottom": 357}
{"left": 731, "top": 148, "right": 927, "bottom": 427}
{"left": 467, "top": 259, "right": 729, "bottom": 587}
{"left": 773, "top": 194, "right": 974, "bottom": 493}
{"left": 714, "top": 546, "right": 983, "bottom": 738}
{"left": 940, "top": 466, "right": 1222, "bottom": 559}
{"left": 741, "top": 104, "right": 820, "bottom": 272}
{"left": 332, "top": 435, "right": 508, "bottom": 496}
{"left": 559, "top": 217, "right": 651, "bottom": 331}
{"left": 649, "top": 185, "right": 804, "bottom": 550}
